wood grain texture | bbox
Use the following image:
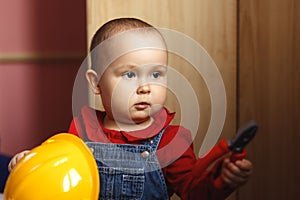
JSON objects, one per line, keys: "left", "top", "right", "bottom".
{"left": 86, "top": 1, "right": 237, "bottom": 199}
{"left": 238, "top": 0, "right": 300, "bottom": 199}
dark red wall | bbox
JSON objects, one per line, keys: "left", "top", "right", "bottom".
{"left": 0, "top": 0, "right": 87, "bottom": 155}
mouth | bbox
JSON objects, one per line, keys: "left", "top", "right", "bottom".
{"left": 134, "top": 102, "right": 151, "bottom": 110}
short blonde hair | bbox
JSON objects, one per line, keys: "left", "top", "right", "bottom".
{"left": 89, "top": 18, "right": 166, "bottom": 70}
{"left": 90, "top": 18, "right": 153, "bottom": 52}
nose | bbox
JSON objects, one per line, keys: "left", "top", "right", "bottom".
{"left": 137, "top": 83, "right": 150, "bottom": 94}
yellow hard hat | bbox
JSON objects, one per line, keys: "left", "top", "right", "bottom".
{"left": 4, "top": 133, "right": 99, "bottom": 200}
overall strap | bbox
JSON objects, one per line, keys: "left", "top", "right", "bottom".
{"left": 143, "top": 126, "right": 168, "bottom": 151}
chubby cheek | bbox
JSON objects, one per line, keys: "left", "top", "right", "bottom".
{"left": 102, "top": 77, "right": 135, "bottom": 98}
{"left": 113, "top": 81, "right": 137, "bottom": 102}
{"left": 151, "top": 85, "right": 167, "bottom": 105}
{"left": 109, "top": 81, "right": 137, "bottom": 113}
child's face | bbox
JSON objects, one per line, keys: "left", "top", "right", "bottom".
{"left": 99, "top": 48, "right": 168, "bottom": 127}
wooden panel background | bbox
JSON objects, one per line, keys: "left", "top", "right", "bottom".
{"left": 86, "top": 0, "right": 237, "bottom": 199}
{"left": 238, "top": 0, "right": 300, "bottom": 199}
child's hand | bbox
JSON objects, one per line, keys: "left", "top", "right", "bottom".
{"left": 220, "top": 157, "right": 253, "bottom": 189}
{"left": 8, "top": 150, "right": 30, "bottom": 172}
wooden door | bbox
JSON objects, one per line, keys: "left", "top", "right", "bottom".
{"left": 238, "top": 0, "right": 300, "bottom": 199}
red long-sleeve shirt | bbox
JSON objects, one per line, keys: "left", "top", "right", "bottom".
{"left": 68, "top": 106, "right": 233, "bottom": 199}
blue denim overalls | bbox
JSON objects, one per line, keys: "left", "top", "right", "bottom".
{"left": 85, "top": 128, "right": 169, "bottom": 200}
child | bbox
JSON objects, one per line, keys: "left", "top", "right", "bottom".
{"left": 9, "top": 18, "right": 253, "bottom": 199}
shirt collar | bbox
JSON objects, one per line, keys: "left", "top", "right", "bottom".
{"left": 81, "top": 106, "right": 175, "bottom": 142}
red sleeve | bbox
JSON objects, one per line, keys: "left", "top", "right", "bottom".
{"left": 68, "top": 118, "right": 80, "bottom": 137}
{"left": 186, "top": 160, "right": 235, "bottom": 200}
{"left": 160, "top": 126, "right": 234, "bottom": 199}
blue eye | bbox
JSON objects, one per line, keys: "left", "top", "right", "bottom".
{"left": 123, "top": 71, "right": 136, "bottom": 79}
{"left": 151, "top": 72, "right": 161, "bottom": 79}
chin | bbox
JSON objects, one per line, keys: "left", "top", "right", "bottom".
{"left": 131, "top": 114, "right": 151, "bottom": 124}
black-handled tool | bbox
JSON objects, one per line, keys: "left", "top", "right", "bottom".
{"left": 228, "top": 120, "right": 258, "bottom": 161}
{"left": 214, "top": 120, "right": 258, "bottom": 188}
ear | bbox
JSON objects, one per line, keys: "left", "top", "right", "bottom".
{"left": 86, "top": 69, "right": 101, "bottom": 94}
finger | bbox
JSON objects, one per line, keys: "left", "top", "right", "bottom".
{"left": 221, "top": 158, "right": 253, "bottom": 188}
{"left": 223, "top": 157, "right": 231, "bottom": 165}
{"left": 235, "top": 159, "right": 253, "bottom": 172}
{"left": 221, "top": 168, "right": 244, "bottom": 188}
{"left": 227, "top": 158, "right": 253, "bottom": 178}
{"left": 8, "top": 150, "right": 30, "bottom": 172}
{"left": 222, "top": 161, "right": 250, "bottom": 182}
{"left": 226, "top": 161, "right": 245, "bottom": 177}
{"left": 221, "top": 168, "right": 249, "bottom": 188}
{"left": 8, "top": 156, "right": 18, "bottom": 172}
{"left": 18, "top": 150, "right": 30, "bottom": 161}
{"left": 234, "top": 160, "right": 253, "bottom": 178}
{"left": 223, "top": 168, "right": 249, "bottom": 183}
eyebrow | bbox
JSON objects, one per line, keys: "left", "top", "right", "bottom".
{"left": 113, "top": 63, "right": 167, "bottom": 73}
{"left": 113, "top": 63, "right": 137, "bottom": 73}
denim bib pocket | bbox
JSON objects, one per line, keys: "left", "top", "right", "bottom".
{"left": 99, "top": 166, "right": 145, "bottom": 200}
